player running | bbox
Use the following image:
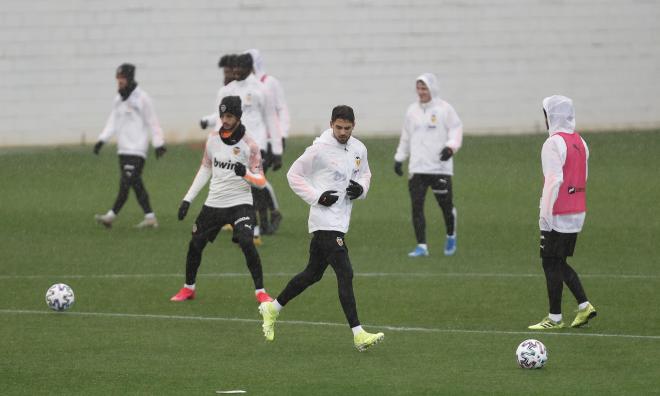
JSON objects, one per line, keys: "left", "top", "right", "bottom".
{"left": 258, "top": 105, "right": 384, "bottom": 352}
{"left": 170, "top": 96, "right": 273, "bottom": 304}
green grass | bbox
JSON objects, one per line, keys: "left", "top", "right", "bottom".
{"left": 1, "top": 131, "right": 659, "bottom": 395}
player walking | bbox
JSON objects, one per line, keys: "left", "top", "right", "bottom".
{"left": 258, "top": 105, "right": 385, "bottom": 351}
{"left": 170, "top": 96, "right": 273, "bottom": 304}
{"left": 529, "top": 95, "right": 597, "bottom": 330}
{"left": 394, "top": 73, "right": 463, "bottom": 257}
{"left": 93, "top": 63, "right": 166, "bottom": 228}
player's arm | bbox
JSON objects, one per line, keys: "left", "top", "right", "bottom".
{"left": 263, "top": 91, "right": 283, "bottom": 157}
{"left": 94, "top": 103, "right": 118, "bottom": 153}
{"left": 443, "top": 102, "right": 463, "bottom": 153}
{"left": 354, "top": 148, "right": 371, "bottom": 200}
{"left": 240, "top": 137, "right": 267, "bottom": 189}
{"left": 539, "top": 137, "right": 565, "bottom": 231}
{"left": 287, "top": 146, "right": 322, "bottom": 205}
{"left": 183, "top": 146, "right": 213, "bottom": 204}
{"left": 393, "top": 110, "right": 412, "bottom": 174}
{"left": 271, "top": 78, "right": 290, "bottom": 139}
{"left": 141, "top": 94, "right": 166, "bottom": 158}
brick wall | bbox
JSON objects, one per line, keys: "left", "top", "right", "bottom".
{"left": 1, "top": 0, "right": 658, "bottom": 145}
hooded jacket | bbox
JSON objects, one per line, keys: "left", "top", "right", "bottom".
{"left": 98, "top": 86, "right": 165, "bottom": 158}
{"left": 245, "top": 49, "right": 291, "bottom": 139}
{"left": 394, "top": 73, "right": 463, "bottom": 175}
{"left": 287, "top": 129, "right": 371, "bottom": 233}
{"left": 539, "top": 95, "right": 589, "bottom": 232}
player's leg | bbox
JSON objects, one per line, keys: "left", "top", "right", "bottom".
{"left": 407, "top": 174, "right": 429, "bottom": 256}
{"left": 128, "top": 156, "right": 157, "bottom": 228}
{"left": 431, "top": 174, "right": 457, "bottom": 255}
{"left": 264, "top": 181, "right": 283, "bottom": 233}
{"left": 529, "top": 231, "right": 566, "bottom": 329}
{"left": 170, "top": 206, "right": 221, "bottom": 301}
{"left": 259, "top": 232, "right": 329, "bottom": 341}
{"left": 230, "top": 205, "right": 271, "bottom": 303}
{"left": 95, "top": 155, "right": 131, "bottom": 227}
{"left": 327, "top": 234, "right": 385, "bottom": 351}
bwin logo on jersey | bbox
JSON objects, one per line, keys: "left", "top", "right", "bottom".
{"left": 213, "top": 158, "right": 237, "bottom": 170}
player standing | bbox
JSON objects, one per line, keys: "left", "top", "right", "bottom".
{"left": 529, "top": 95, "right": 597, "bottom": 330}
{"left": 170, "top": 96, "right": 273, "bottom": 304}
{"left": 258, "top": 105, "right": 385, "bottom": 351}
{"left": 93, "top": 63, "right": 166, "bottom": 229}
{"left": 394, "top": 73, "right": 463, "bottom": 257}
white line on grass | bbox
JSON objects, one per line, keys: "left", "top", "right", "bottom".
{"left": 1, "top": 309, "right": 659, "bottom": 341}
{"left": 0, "top": 272, "right": 658, "bottom": 280}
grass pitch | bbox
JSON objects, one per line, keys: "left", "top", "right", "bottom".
{"left": 1, "top": 131, "right": 659, "bottom": 395}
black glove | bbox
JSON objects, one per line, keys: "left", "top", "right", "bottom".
{"left": 234, "top": 162, "right": 246, "bottom": 177}
{"left": 440, "top": 147, "right": 453, "bottom": 161}
{"left": 178, "top": 201, "right": 190, "bottom": 221}
{"left": 155, "top": 146, "right": 167, "bottom": 159}
{"left": 200, "top": 119, "right": 208, "bottom": 130}
{"left": 394, "top": 161, "right": 403, "bottom": 176}
{"left": 318, "top": 190, "right": 339, "bottom": 207}
{"left": 346, "top": 180, "right": 364, "bottom": 200}
{"left": 93, "top": 141, "right": 104, "bottom": 155}
{"left": 271, "top": 155, "right": 282, "bottom": 171}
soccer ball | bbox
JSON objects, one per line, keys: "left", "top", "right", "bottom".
{"left": 45, "top": 283, "right": 75, "bottom": 311}
{"left": 516, "top": 339, "right": 547, "bottom": 369}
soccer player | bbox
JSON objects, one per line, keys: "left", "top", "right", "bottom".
{"left": 245, "top": 48, "right": 290, "bottom": 234}
{"left": 529, "top": 95, "right": 597, "bottom": 330}
{"left": 215, "top": 53, "right": 282, "bottom": 242}
{"left": 170, "top": 96, "right": 273, "bottom": 304}
{"left": 93, "top": 63, "right": 166, "bottom": 229}
{"left": 394, "top": 73, "right": 463, "bottom": 257}
{"left": 258, "top": 105, "right": 385, "bottom": 352}
{"left": 200, "top": 54, "right": 238, "bottom": 130}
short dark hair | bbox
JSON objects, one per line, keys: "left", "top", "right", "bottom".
{"left": 218, "top": 54, "right": 230, "bottom": 68}
{"left": 235, "top": 53, "right": 253, "bottom": 70}
{"left": 331, "top": 105, "right": 355, "bottom": 124}
{"left": 116, "top": 63, "right": 135, "bottom": 81}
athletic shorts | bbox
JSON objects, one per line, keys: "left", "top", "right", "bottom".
{"left": 540, "top": 230, "right": 578, "bottom": 258}
{"left": 192, "top": 204, "right": 256, "bottom": 244}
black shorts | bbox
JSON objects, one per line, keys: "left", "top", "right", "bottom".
{"left": 192, "top": 204, "right": 256, "bottom": 244}
{"left": 540, "top": 230, "right": 578, "bottom": 258}
{"left": 118, "top": 155, "right": 145, "bottom": 178}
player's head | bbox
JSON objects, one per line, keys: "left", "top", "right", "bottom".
{"left": 244, "top": 48, "right": 264, "bottom": 78}
{"left": 219, "top": 96, "right": 243, "bottom": 131}
{"left": 415, "top": 73, "right": 439, "bottom": 104}
{"left": 116, "top": 63, "right": 137, "bottom": 100}
{"left": 330, "top": 105, "right": 355, "bottom": 144}
{"left": 219, "top": 54, "right": 238, "bottom": 85}
{"left": 542, "top": 95, "right": 575, "bottom": 135}
{"left": 234, "top": 53, "right": 253, "bottom": 81}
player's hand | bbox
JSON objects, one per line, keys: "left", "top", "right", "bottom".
{"left": 440, "top": 147, "right": 453, "bottom": 161}
{"left": 234, "top": 162, "right": 246, "bottom": 177}
{"left": 318, "top": 190, "right": 339, "bottom": 207}
{"left": 346, "top": 180, "right": 364, "bottom": 200}
{"left": 93, "top": 141, "right": 104, "bottom": 155}
{"left": 272, "top": 155, "right": 283, "bottom": 171}
{"left": 155, "top": 146, "right": 167, "bottom": 159}
{"left": 394, "top": 161, "right": 403, "bottom": 176}
{"left": 282, "top": 138, "right": 286, "bottom": 151}
{"left": 178, "top": 201, "right": 190, "bottom": 221}
{"left": 200, "top": 119, "right": 208, "bottom": 130}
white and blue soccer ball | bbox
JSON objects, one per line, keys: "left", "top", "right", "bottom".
{"left": 516, "top": 339, "right": 547, "bottom": 369}
{"left": 45, "top": 283, "right": 75, "bottom": 311}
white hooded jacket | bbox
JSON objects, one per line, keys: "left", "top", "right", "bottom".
{"left": 245, "top": 49, "right": 291, "bottom": 139}
{"left": 287, "top": 129, "right": 371, "bottom": 234}
{"left": 394, "top": 73, "right": 463, "bottom": 175}
{"left": 539, "top": 95, "right": 589, "bottom": 233}
{"left": 97, "top": 86, "right": 165, "bottom": 158}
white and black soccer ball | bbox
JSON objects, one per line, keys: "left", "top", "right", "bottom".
{"left": 45, "top": 283, "right": 75, "bottom": 311}
{"left": 516, "top": 339, "right": 547, "bottom": 369}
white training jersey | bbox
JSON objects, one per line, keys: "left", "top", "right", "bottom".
{"left": 98, "top": 86, "right": 165, "bottom": 158}
{"left": 183, "top": 130, "right": 265, "bottom": 208}
{"left": 287, "top": 129, "right": 371, "bottom": 234}
{"left": 394, "top": 73, "right": 463, "bottom": 175}
{"left": 215, "top": 75, "right": 282, "bottom": 155}
{"left": 260, "top": 74, "right": 291, "bottom": 139}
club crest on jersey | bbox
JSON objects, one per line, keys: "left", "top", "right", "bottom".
{"left": 233, "top": 147, "right": 241, "bottom": 156}
{"left": 355, "top": 156, "right": 361, "bottom": 168}
{"left": 336, "top": 237, "right": 344, "bottom": 247}
{"left": 429, "top": 113, "right": 438, "bottom": 129}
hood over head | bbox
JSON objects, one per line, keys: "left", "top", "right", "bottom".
{"left": 245, "top": 49, "right": 265, "bottom": 79}
{"left": 416, "top": 73, "right": 440, "bottom": 101}
{"left": 542, "top": 95, "right": 575, "bottom": 135}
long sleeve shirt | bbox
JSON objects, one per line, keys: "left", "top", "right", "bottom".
{"left": 287, "top": 129, "right": 371, "bottom": 233}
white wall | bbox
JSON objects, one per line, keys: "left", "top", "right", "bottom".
{"left": 1, "top": 0, "right": 659, "bottom": 146}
